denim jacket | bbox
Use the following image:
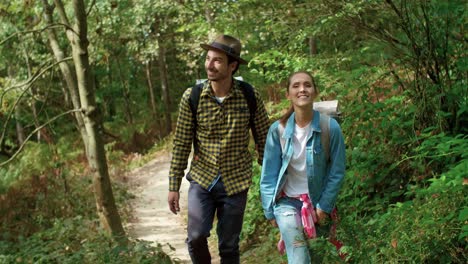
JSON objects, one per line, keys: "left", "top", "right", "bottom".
{"left": 260, "top": 110, "right": 346, "bottom": 220}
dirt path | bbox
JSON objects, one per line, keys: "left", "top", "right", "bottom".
{"left": 125, "top": 152, "right": 191, "bottom": 263}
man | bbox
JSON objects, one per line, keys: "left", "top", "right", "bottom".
{"left": 167, "top": 35, "right": 270, "bottom": 264}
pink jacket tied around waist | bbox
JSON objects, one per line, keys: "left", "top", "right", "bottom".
{"left": 277, "top": 194, "right": 344, "bottom": 259}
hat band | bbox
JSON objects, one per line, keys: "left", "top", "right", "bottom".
{"left": 210, "top": 42, "right": 239, "bottom": 57}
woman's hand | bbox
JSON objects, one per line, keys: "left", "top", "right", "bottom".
{"left": 270, "top": 219, "right": 278, "bottom": 227}
{"left": 316, "top": 208, "right": 330, "bottom": 225}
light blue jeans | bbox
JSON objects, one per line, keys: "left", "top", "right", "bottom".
{"left": 273, "top": 197, "right": 330, "bottom": 264}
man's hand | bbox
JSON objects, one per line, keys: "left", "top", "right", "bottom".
{"left": 168, "top": 191, "right": 180, "bottom": 214}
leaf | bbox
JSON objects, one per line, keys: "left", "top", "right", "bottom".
{"left": 457, "top": 207, "right": 468, "bottom": 221}
{"left": 391, "top": 239, "right": 397, "bottom": 248}
{"left": 459, "top": 225, "right": 468, "bottom": 240}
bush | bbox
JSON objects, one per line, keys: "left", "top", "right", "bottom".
{"left": 0, "top": 216, "right": 174, "bottom": 264}
{"left": 338, "top": 133, "right": 467, "bottom": 263}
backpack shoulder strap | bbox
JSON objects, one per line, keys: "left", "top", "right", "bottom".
{"left": 237, "top": 80, "right": 259, "bottom": 143}
{"left": 189, "top": 83, "right": 203, "bottom": 115}
{"left": 320, "top": 113, "right": 331, "bottom": 162}
{"left": 189, "top": 83, "right": 204, "bottom": 154}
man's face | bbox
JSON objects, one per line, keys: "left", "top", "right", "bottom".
{"left": 204, "top": 49, "right": 236, "bottom": 82}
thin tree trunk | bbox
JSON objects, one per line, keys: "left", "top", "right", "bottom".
{"left": 7, "top": 66, "right": 26, "bottom": 145}
{"left": 105, "top": 59, "right": 116, "bottom": 119}
{"left": 145, "top": 60, "right": 158, "bottom": 119}
{"left": 204, "top": 2, "right": 217, "bottom": 40}
{"left": 309, "top": 36, "right": 317, "bottom": 56}
{"left": 157, "top": 39, "right": 172, "bottom": 135}
{"left": 54, "top": 0, "right": 125, "bottom": 239}
{"left": 42, "top": 0, "right": 89, "bottom": 154}
{"left": 14, "top": 107, "right": 25, "bottom": 145}
{"left": 20, "top": 42, "right": 44, "bottom": 143}
{"left": 116, "top": 58, "right": 133, "bottom": 124}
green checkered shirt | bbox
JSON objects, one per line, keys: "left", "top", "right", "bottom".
{"left": 169, "top": 80, "right": 270, "bottom": 195}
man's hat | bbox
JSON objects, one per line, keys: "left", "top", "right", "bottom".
{"left": 200, "top": 35, "right": 248, "bottom": 64}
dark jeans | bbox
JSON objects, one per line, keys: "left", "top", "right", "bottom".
{"left": 186, "top": 176, "right": 248, "bottom": 264}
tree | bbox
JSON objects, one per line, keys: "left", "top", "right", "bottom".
{"left": 45, "top": 0, "right": 125, "bottom": 239}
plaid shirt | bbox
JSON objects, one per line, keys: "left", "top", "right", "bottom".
{"left": 169, "top": 79, "right": 270, "bottom": 195}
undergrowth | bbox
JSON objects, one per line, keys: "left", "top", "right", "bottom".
{"left": 0, "top": 134, "right": 177, "bottom": 263}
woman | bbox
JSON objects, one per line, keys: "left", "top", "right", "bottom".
{"left": 260, "top": 71, "right": 346, "bottom": 263}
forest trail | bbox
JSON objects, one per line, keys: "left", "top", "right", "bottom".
{"left": 125, "top": 152, "right": 191, "bottom": 263}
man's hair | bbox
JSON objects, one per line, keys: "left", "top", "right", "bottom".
{"left": 228, "top": 56, "right": 240, "bottom": 74}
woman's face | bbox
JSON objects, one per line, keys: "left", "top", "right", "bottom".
{"left": 286, "top": 72, "right": 317, "bottom": 108}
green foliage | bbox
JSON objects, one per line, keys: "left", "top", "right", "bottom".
{"left": 337, "top": 129, "right": 467, "bottom": 262}
{"left": 0, "top": 142, "right": 55, "bottom": 193}
{"left": 240, "top": 163, "right": 269, "bottom": 242}
{"left": 0, "top": 217, "right": 173, "bottom": 264}
{"left": 0, "top": 136, "right": 175, "bottom": 263}
{"left": 338, "top": 157, "right": 467, "bottom": 263}
{"left": 1, "top": 0, "right": 466, "bottom": 262}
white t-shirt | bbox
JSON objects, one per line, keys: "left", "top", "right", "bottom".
{"left": 283, "top": 122, "right": 311, "bottom": 197}
{"left": 215, "top": 96, "right": 226, "bottom": 103}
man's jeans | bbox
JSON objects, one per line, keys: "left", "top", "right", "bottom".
{"left": 186, "top": 176, "right": 248, "bottom": 264}
{"left": 274, "top": 197, "right": 331, "bottom": 264}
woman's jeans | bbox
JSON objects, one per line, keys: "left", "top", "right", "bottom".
{"left": 186, "top": 176, "right": 248, "bottom": 264}
{"left": 274, "top": 197, "right": 331, "bottom": 264}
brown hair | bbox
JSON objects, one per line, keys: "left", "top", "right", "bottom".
{"left": 279, "top": 71, "right": 318, "bottom": 126}
{"left": 227, "top": 56, "right": 240, "bottom": 74}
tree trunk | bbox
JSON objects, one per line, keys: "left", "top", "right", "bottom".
{"left": 42, "top": 0, "right": 89, "bottom": 154}
{"left": 54, "top": 0, "right": 125, "bottom": 239}
{"left": 145, "top": 60, "right": 158, "bottom": 120}
{"left": 204, "top": 2, "right": 217, "bottom": 40}
{"left": 7, "top": 66, "right": 26, "bottom": 146}
{"left": 105, "top": 60, "right": 116, "bottom": 119}
{"left": 157, "top": 39, "right": 172, "bottom": 135}
{"left": 116, "top": 58, "right": 134, "bottom": 124}
{"left": 309, "top": 36, "right": 317, "bottom": 56}
{"left": 14, "top": 107, "right": 25, "bottom": 146}
{"left": 20, "top": 43, "right": 46, "bottom": 144}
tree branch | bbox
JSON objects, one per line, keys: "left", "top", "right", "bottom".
{"left": 1, "top": 57, "right": 73, "bottom": 104}
{"left": 0, "top": 109, "right": 82, "bottom": 167}
{"left": 86, "top": 0, "right": 96, "bottom": 16}
{"left": 0, "top": 57, "right": 73, "bottom": 148}
{"left": 0, "top": 24, "right": 77, "bottom": 46}
{"left": 54, "top": 0, "right": 71, "bottom": 26}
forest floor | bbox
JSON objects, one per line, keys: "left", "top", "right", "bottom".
{"left": 125, "top": 151, "right": 220, "bottom": 264}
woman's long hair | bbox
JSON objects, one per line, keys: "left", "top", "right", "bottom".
{"left": 279, "top": 71, "right": 318, "bottom": 126}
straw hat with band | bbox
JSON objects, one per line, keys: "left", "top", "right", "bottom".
{"left": 200, "top": 35, "right": 248, "bottom": 65}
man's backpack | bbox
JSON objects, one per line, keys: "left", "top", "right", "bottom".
{"left": 188, "top": 80, "right": 258, "bottom": 153}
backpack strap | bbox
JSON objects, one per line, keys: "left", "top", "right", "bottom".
{"left": 189, "top": 83, "right": 204, "bottom": 154}
{"left": 319, "top": 113, "right": 331, "bottom": 162}
{"left": 237, "top": 80, "right": 258, "bottom": 144}
{"left": 189, "top": 80, "right": 258, "bottom": 154}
